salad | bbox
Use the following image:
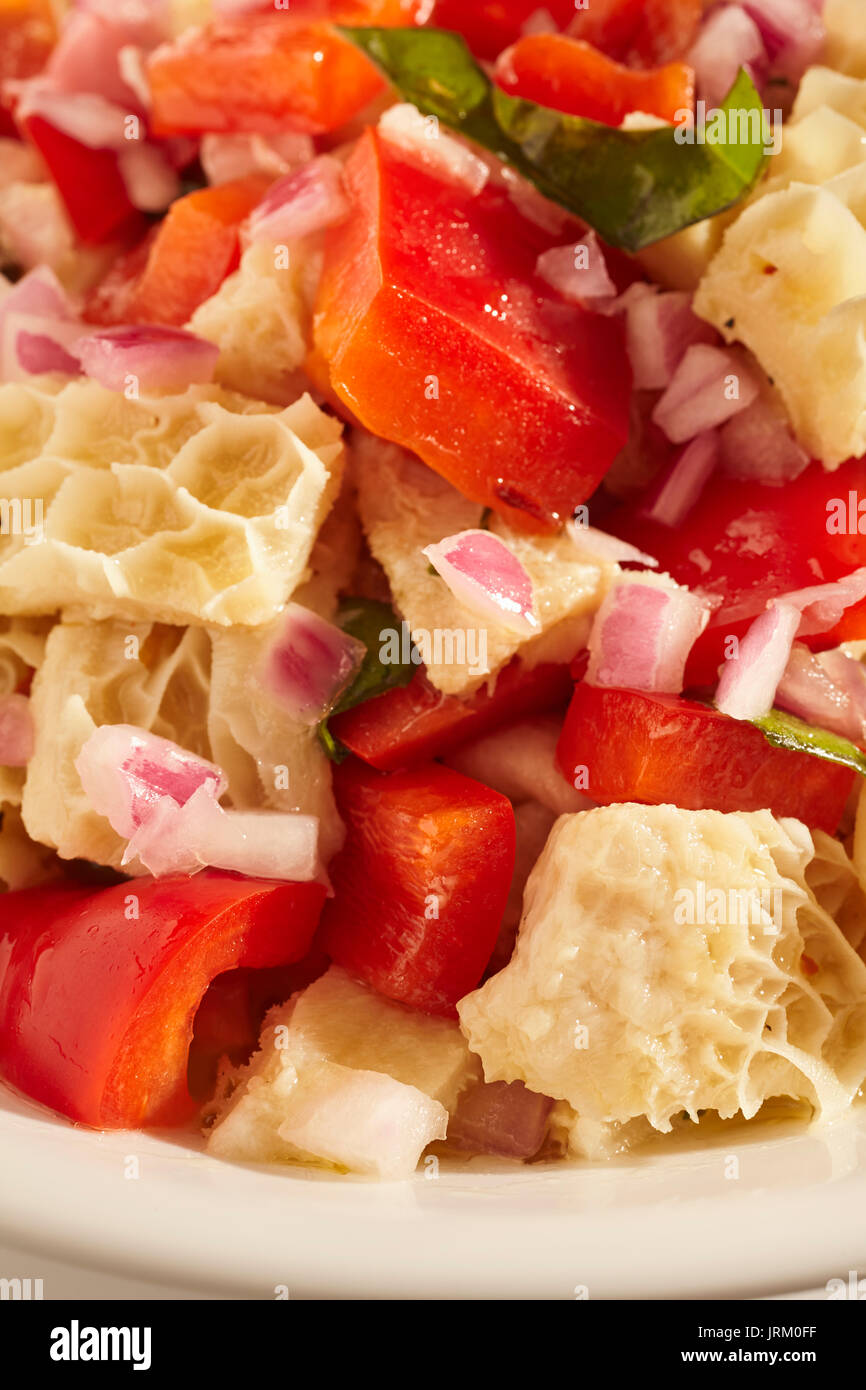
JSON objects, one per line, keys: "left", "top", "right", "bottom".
{"left": 0, "top": 0, "right": 865, "bottom": 1181}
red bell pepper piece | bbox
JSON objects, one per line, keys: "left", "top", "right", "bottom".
{"left": 556, "top": 683, "right": 855, "bottom": 833}
{"left": 607, "top": 455, "right": 866, "bottom": 688}
{"left": 19, "top": 114, "right": 144, "bottom": 245}
{"left": 313, "top": 128, "right": 631, "bottom": 530}
{"left": 0, "top": 0, "right": 56, "bottom": 138}
{"left": 319, "top": 761, "right": 515, "bottom": 1015}
{"left": 84, "top": 175, "right": 270, "bottom": 327}
{"left": 495, "top": 34, "right": 695, "bottom": 127}
{"left": 428, "top": 1, "right": 580, "bottom": 61}
{"left": 0, "top": 872, "right": 326, "bottom": 1129}
{"left": 331, "top": 660, "right": 573, "bottom": 772}
{"left": 568, "top": 0, "right": 703, "bottom": 69}
{"left": 147, "top": 14, "right": 385, "bottom": 138}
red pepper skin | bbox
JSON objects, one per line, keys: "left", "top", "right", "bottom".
{"left": 607, "top": 456, "right": 866, "bottom": 688}
{"left": 0, "top": 872, "right": 325, "bottom": 1129}
{"left": 495, "top": 34, "right": 695, "bottom": 127}
{"left": 557, "top": 683, "right": 855, "bottom": 834}
{"left": 319, "top": 761, "right": 516, "bottom": 1016}
{"left": 331, "top": 661, "right": 573, "bottom": 772}
{"left": 20, "top": 115, "right": 144, "bottom": 245}
{"left": 568, "top": 0, "right": 703, "bottom": 69}
{"left": 428, "top": 1, "right": 579, "bottom": 60}
{"left": 313, "top": 127, "right": 631, "bottom": 531}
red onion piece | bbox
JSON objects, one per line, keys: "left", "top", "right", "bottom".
{"left": 263, "top": 604, "right": 366, "bottom": 726}
{"left": 246, "top": 155, "right": 349, "bottom": 245}
{"left": 200, "top": 131, "right": 315, "bottom": 186}
{"left": 118, "top": 142, "right": 179, "bottom": 213}
{"left": 3, "top": 314, "right": 83, "bottom": 380}
{"left": 74, "top": 324, "right": 219, "bottom": 391}
{"left": 689, "top": 5, "right": 767, "bottom": 108}
{"left": 623, "top": 285, "right": 717, "bottom": 391}
{"left": 14, "top": 84, "right": 131, "bottom": 150}
{"left": 587, "top": 580, "right": 711, "bottom": 694}
{"left": 76, "top": 724, "right": 227, "bottom": 839}
{"left": 715, "top": 601, "right": 801, "bottom": 720}
{"left": 0, "top": 265, "right": 75, "bottom": 328}
{"left": 423, "top": 529, "right": 539, "bottom": 637}
{"left": 447, "top": 1080, "right": 554, "bottom": 1159}
{"left": 642, "top": 430, "right": 719, "bottom": 528}
{"left": 566, "top": 519, "right": 658, "bottom": 568}
{"left": 776, "top": 643, "right": 866, "bottom": 743}
{"left": 46, "top": 0, "right": 165, "bottom": 111}
{"left": 739, "top": 0, "right": 825, "bottom": 81}
{"left": 0, "top": 692, "right": 34, "bottom": 766}
{"left": 653, "top": 344, "right": 761, "bottom": 443}
{"left": 536, "top": 230, "right": 616, "bottom": 306}
{"left": 125, "top": 783, "right": 320, "bottom": 881}
{"left": 379, "top": 104, "right": 490, "bottom": 195}
{"left": 719, "top": 393, "right": 810, "bottom": 484}
{"left": 778, "top": 569, "right": 866, "bottom": 639}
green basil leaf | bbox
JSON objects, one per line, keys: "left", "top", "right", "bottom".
{"left": 753, "top": 708, "right": 866, "bottom": 779}
{"left": 317, "top": 597, "right": 415, "bottom": 761}
{"left": 340, "top": 26, "right": 769, "bottom": 252}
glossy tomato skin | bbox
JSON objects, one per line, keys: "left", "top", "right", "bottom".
{"left": 495, "top": 34, "right": 695, "bottom": 127}
{"left": 429, "top": 1, "right": 581, "bottom": 60}
{"left": 20, "top": 115, "right": 144, "bottom": 244}
{"left": 313, "top": 128, "right": 631, "bottom": 530}
{"left": 0, "top": 872, "right": 325, "bottom": 1129}
{"left": 568, "top": 0, "right": 702, "bottom": 68}
{"left": 84, "top": 176, "right": 270, "bottom": 326}
{"left": 557, "top": 683, "right": 855, "bottom": 833}
{"left": 319, "top": 761, "right": 516, "bottom": 1015}
{"left": 608, "top": 457, "right": 866, "bottom": 687}
{"left": 147, "top": 16, "right": 384, "bottom": 138}
{"left": 331, "top": 661, "right": 573, "bottom": 772}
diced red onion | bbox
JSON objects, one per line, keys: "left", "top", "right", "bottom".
{"left": 73, "top": 325, "right": 219, "bottom": 392}
{"left": 653, "top": 344, "right": 760, "bottom": 443}
{"left": 776, "top": 643, "right": 866, "bottom": 743}
{"left": 715, "top": 601, "right": 801, "bottom": 720}
{"left": 536, "top": 231, "right": 616, "bottom": 306}
{"left": 4, "top": 314, "right": 83, "bottom": 379}
{"left": 566, "top": 519, "right": 658, "bottom": 568}
{"left": 246, "top": 155, "right": 349, "bottom": 245}
{"left": 777, "top": 569, "right": 866, "bottom": 639}
{"left": 689, "top": 5, "right": 768, "bottom": 108}
{"left": 118, "top": 142, "right": 179, "bottom": 213}
{"left": 719, "top": 393, "right": 810, "bottom": 484}
{"left": 500, "top": 165, "right": 571, "bottom": 235}
{"left": 263, "top": 604, "right": 366, "bottom": 725}
{"left": 0, "top": 265, "right": 75, "bottom": 328}
{"left": 423, "top": 530, "right": 539, "bottom": 637}
{"left": 642, "top": 431, "right": 719, "bottom": 528}
{"left": 45, "top": 1, "right": 165, "bottom": 110}
{"left": 447, "top": 1080, "right": 554, "bottom": 1159}
{"left": 739, "top": 0, "right": 825, "bottom": 80}
{"left": 125, "top": 784, "right": 320, "bottom": 881}
{"left": 14, "top": 84, "right": 131, "bottom": 150}
{"left": 587, "top": 580, "right": 711, "bottom": 693}
{"left": 200, "top": 131, "right": 315, "bottom": 186}
{"left": 0, "top": 692, "right": 34, "bottom": 766}
{"left": 379, "top": 104, "right": 490, "bottom": 195}
{"left": 623, "top": 285, "right": 718, "bottom": 391}
{"left": 76, "top": 724, "right": 228, "bottom": 839}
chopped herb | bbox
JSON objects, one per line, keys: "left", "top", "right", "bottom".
{"left": 317, "top": 596, "right": 416, "bottom": 761}
{"left": 340, "top": 27, "right": 769, "bottom": 252}
{"left": 753, "top": 708, "right": 866, "bottom": 779}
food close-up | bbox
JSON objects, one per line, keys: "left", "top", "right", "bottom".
{"left": 1, "top": 0, "right": 866, "bottom": 1315}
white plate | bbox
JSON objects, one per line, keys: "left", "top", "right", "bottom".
{"left": 3, "top": 1084, "right": 866, "bottom": 1300}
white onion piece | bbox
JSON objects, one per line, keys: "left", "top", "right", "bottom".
{"left": 379, "top": 104, "right": 490, "bottom": 195}
{"left": 1, "top": 312, "right": 83, "bottom": 381}
{"left": 0, "top": 693, "right": 34, "bottom": 766}
{"left": 76, "top": 724, "right": 227, "bottom": 840}
{"left": 118, "top": 142, "right": 179, "bottom": 213}
{"left": 263, "top": 604, "right": 366, "bottom": 725}
{"left": 74, "top": 325, "right": 219, "bottom": 391}
{"left": 719, "top": 393, "right": 810, "bottom": 484}
{"left": 125, "top": 784, "right": 320, "bottom": 881}
{"left": 246, "top": 155, "right": 348, "bottom": 245}
{"left": 643, "top": 431, "right": 719, "bottom": 528}
{"left": 536, "top": 231, "right": 616, "bottom": 306}
{"left": 447, "top": 1080, "right": 553, "bottom": 1159}
{"left": 689, "top": 5, "right": 767, "bottom": 107}
{"left": 653, "top": 344, "right": 760, "bottom": 443}
{"left": 587, "top": 580, "right": 711, "bottom": 694}
{"left": 566, "top": 519, "right": 658, "bottom": 568}
{"left": 776, "top": 643, "right": 866, "bottom": 742}
{"left": 423, "top": 529, "right": 539, "bottom": 637}
{"left": 623, "top": 286, "right": 717, "bottom": 390}
{"left": 715, "top": 601, "right": 801, "bottom": 720}
{"left": 779, "top": 569, "right": 866, "bottom": 639}
{"left": 200, "top": 131, "right": 315, "bottom": 186}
